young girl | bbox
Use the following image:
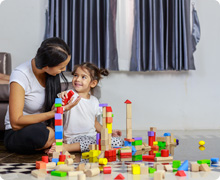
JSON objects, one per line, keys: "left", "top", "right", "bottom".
{"left": 55, "top": 62, "right": 123, "bottom": 152}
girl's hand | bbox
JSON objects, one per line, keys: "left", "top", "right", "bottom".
{"left": 112, "top": 129, "right": 122, "bottom": 137}
{"left": 63, "top": 96, "right": 81, "bottom": 112}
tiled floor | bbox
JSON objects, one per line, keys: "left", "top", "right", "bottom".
{"left": 0, "top": 130, "right": 220, "bottom": 179}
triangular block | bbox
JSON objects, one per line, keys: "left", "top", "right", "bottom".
{"left": 114, "top": 173, "right": 125, "bottom": 179}
{"left": 175, "top": 170, "right": 186, "bottom": 177}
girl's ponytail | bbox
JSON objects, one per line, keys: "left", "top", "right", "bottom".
{"left": 100, "top": 68, "right": 109, "bottom": 77}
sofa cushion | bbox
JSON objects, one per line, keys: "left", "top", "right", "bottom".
{"left": 0, "top": 84, "right": 9, "bottom": 102}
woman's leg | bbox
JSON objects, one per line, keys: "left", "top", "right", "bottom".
{"left": 37, "top": 127, "right": 55, "bottom": 150}
{"left": 4, "top": 123, "right": 51, "bottom": 154}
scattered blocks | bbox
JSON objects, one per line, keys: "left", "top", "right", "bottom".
{"left": 114, "top": 173, "right": 125, "bottom": 179}
{"left": 132, "top": 164, "right": 140, "bottom": 174}
{"left": 103, "top": 166, "right": 112, "bottom": 174}
{"left": 199, "top": 164, "right": 211, "bottom": 172}
{"left": 36, "top": 161, "right": 46, "bottom": 169}
{"left": 190, "top": 163, "right": 199, "bottom": 172}
{"left": 175, "top": 170, "right": 186, "bottom": 177}
{"left": 178, "top": 160, "right": 189, "bottom": 171}
{"left": 51, "top": 171, "right": 67, "bottom": 177}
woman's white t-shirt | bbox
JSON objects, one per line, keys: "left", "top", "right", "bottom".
{"left": 4, "top": 60, "right": 45, "bottom": 130}
{"left": 63, "top": 91, "right": 102, "bottom": 143}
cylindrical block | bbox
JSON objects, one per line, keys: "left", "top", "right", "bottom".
{"left": 148, "top": 136, "right": 154, "bottom": 146}
{"left": 103, "top": 166, "right": 112, "bottom": 174}
{"left": 42, "top": 156, "right": 48, "bottom": 163}
{"left": 99, "top": 158, "right": 108, "bottom": 165}
{"left": 161, "top": 149, "right": 169, "bottom": 157}
{"left": 85, "top": 168, "right": 100, "bottom": 177}
{"left": 59, "top": 155, "right": 66, "bottom": 162}
{"left": 78, "top": 173, "right": 86, "bottom": 180}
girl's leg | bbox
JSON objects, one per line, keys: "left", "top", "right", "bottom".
{"left": 63, "top": 142, "right": 81, "bottom": 152}
{"left": 111, "top": 137, "right": 124, "bottom": 147}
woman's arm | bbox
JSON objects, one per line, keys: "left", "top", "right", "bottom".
{"left": 95, "top": 117, "right": 103, "bottom": 133}
{"left": 9, "top": 82, "right": 55, "bottom": 131}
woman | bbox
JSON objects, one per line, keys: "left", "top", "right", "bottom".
{"left": 4, "top": 37, "right": 80, "bottom": 154}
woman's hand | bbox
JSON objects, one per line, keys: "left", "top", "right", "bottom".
{"left": 112, "top": 129, "right": 122, "bottom": 137}
{"left": 63, "top": 96, "right": 81, "bottom": 112}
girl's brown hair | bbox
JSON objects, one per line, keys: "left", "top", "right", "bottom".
{"left": 72, "top": 62, "right": 109, "bottom": 87}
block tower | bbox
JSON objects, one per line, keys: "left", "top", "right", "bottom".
{"left": 124, "top": 100, "right": 133, "bottom": 142}
{"left": 54, "top": 98, "right": 64, "bottom": 153}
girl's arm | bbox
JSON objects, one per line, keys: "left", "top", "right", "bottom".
{"left": 95, "top": 117, "right": 103, "bottom": 133}
{"left": 9, "top": 82, "right": 55, "bottom": 131}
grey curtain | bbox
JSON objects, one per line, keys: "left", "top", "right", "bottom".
{"left": 45, "top": 0, "right": 119, "bottom": 71}
{"left": 130, "top": 0, "right": 197, "bottom": 71}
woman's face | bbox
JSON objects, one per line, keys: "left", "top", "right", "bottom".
{"left": 43, "top": 55, "right": 71, "bottom": 76}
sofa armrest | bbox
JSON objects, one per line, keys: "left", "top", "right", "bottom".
{"left": 0, "top": 52, "right": 12, "bottom": 75}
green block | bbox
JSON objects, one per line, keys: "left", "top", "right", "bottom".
{"left": 56, "top": 142, "right": 63, "bottom": 146}
{"left": 55, "top": 103, "right": 62, "bottom": 107}
{"left": 149, "top": 167, "right": 156, "bottom": 174}
{"left": 132, "top": 140, "right": 142, "bottom": 146}
{"left": 51, "top": 171, "right": 67, "bottom": 177}
{"left": 173, "top": 169, "right": 178, "bottom": 172}
{"left": 197, "top": 159, "right": 211, "bottom": 167}
{"left": 173, "top": 160, "right": 181, "bottom": 168}
{"left": 132, "top": 154, "right": 142, "bottom": 161}
{"left": 155, "top": 153, "right": 161, "bottom": 157}
{"left": 158, "top": 141, "right": 166, "bottom": 147}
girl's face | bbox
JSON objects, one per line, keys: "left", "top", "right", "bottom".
{"left": 72, "top": 67, "right": 97, "bottom": 94}
{"left": 43, "top": 55, "right": 71, "bottom": 76}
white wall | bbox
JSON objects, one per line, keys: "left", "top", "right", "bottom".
{"left": 0, "top": 0, "right": 220, "bottom": 130}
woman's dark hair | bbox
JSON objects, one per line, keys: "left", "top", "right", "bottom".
{"left": 72, "top": 62, "right": 109, "bottom": 94}
{"left": 35, "top": 37, "right": 70, "bottom": 126}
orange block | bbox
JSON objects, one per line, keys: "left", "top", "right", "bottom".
{"left": 36, "top": 161, "right": 46, "bottom": 169}
{"left": 106, "top": 117, "right": 113, "bottom": 123}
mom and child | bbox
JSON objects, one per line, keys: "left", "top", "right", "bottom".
{"left": 4, "top": 37, "right": 123, "bottom": 154}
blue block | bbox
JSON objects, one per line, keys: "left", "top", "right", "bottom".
{"left": 124, "top": 141, "right": 132, "bottom": 146}
{"left": 55, "top": 98, "right": 62, "bottom": 104}
{"left": 178, "top": 160, "right": 189, "bottom": 171}
{"left": 99, "top": 103, "right": 108, "bottom": 107}
{"left": 176, "top": 139, "right": 179, "bottom": 145}
{"left": 132, "top": 151, "right": 136, "bottom": 156}
{"left": 211, "top": 158, "right": 219, "bottom": 164}
{"left": 52, "top": 158, "right": 59, "bottom": 164}
{"left": 132, "top": 146, "right": 137, "bottom": 152}
{"left": 148, "top": 131, "right": 154, "bottom": 137}
{"left": 55, "top": 126, "right": 63, "bottom": 132}
{"left": 164, "top": 133, "right": 171, "bottom": 136}
{"left": 55, "top": 132, "right": 63, "bottom": 139}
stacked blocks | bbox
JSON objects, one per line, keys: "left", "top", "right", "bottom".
{"left": 124, "top": 100, "right": 132, "bottom": 141}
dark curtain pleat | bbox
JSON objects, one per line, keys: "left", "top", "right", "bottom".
{"left": 45, "top": 0, "right": 118, "bottom": 71}
{"left": 130, "top": 0, "right": 197, "bottom": 71}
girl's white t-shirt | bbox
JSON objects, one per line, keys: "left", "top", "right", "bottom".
{"left": 63, "top": 92, "right": 102, "bottom": 142}
{"left": 4, "top": 60, "right": 45, "bottom": 130}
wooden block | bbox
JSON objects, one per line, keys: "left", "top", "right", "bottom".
{"left": 90, "top": 163, "right": 99, "bottom": 168}
{"left": 170, "top": 145, "right": 175, "bottom": 156}
{"left": 140, "top": 166, "right": 148, "bottom": 174}
{"left": 155, "top": 156, "right": 173, "bottom": 162}
{"left": 157, "top": 170, "right": 165, "bottom": 179}
{"left": 126, "top": 119, "right": 132, "bottom": 129}
{"left": 190, "top": 163, "right": 199, "bottom": 172}
{"left": 102, "top": 117, "right": 106, "bottom": 127}
{"left": 46, "top": 162, "right": 56, "bottom": 169}
{"left": 76, "top": 163, "right": 85, "bottom": 171}
{"left": 101, "top": 145, "right": 109, "bottom": 151}
{"left": 134, "top": 145, "right": 143, "bottom": 151}
{"left": 52, "top": 152, "right": 60, "bottom": 159}
{"left": 95, "top": 145, "right": 99, "bottom": 150}
{"left": 101, "top": 128, "right": 109, "bottom": 140}
{"left": 102, "top": 107, "right": 107, "bottom": 117}
{"left": 106, "top": 112, "right": 112, "bottom": 118}
{"left": 164, "top": 165, "right": 173, "bottom": 172}
{"left": 65, "top": 158, "right": 74, "bottom": 165}
{"left": 78, "top": 173, "right": 86, "bottom": 180}
{"left": 165, "top": 136, "right": 171, "bottom": 145}
{"left": 199, "top": 164, "right": 211, "bottom": 172}
{"left": 156, "top": 165, "right": 164, "bottom": 171}
{"left": 62, "top": 151, "right": 71, "bottom": 156}
{"left": 85, "top": 167, "right": 100, "bottom": 177}
{"left": 84, "top": 163, "right": 91, "bottom": 171}
{"left": 56, "top": 164, "right": 74, "bottom": 172}
{"left": 126, "top": 128, "right": 132, "bottom": 139}
{"left": 120, "top": 149, "right": 132, "bottom": 153}
{"left": 153, "top": 171, "right": 163, "bottom": 180}
{"left": 98, "top": 151, "right": 105, "bottom": 159}
{"left": 55, "top": 145, "right": 63, "bottom": 152}
{"left": 126, "top": 104, "right": 132, "bottom": 118}
{"left": 156, "top": 137, "right": 166, "bottom": 142}
{"left": 150, "top": 127, "right": 157, "bottom": 132}
{"left": 153, "top": 163, "right": 162, "bottom": 169}
{"left": 101, "top": 139, "right": 109, "bottom": 145}
{"left": 70, "top": 154, "right": 76, "bottom": 159}
{"left": 108, "top": 134, "right": 112, "bottom": 144}
{"left": 31, "top": 170, "right": 46, "bottom": 178}
{"left": 89, "top": 144, "right": 96, "bottom": 150}
{"left": 36, "top": 161, "right": 46, "bottom": 169}
{"left": 170, "top": 133, "right": 174, "bottom": 143}
{"left": 68, "top": 171, "right": 83, "bottom": 177}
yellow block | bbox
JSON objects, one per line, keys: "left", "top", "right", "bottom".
{"left": 99, "top": 158, "right": 108, "bottom": 165}
{"left": 106, "top": 123, "right": 112, "bottom": 134}
{"left": 153, "top": 141, "right": 158, "bottom": 145}
{"left": 89, "top": 157, "right": 99, "bottom": 163}
{"left": 89, "top": 150, "right": 100, "bottom": 157}
{"left": 132, "top": 164, "right": 140, "bottom": 175}
{"left": 82, "top": 152, "right": 90, "bottom": 157}
{"left": 57, "top": 161, "right": 65, "bottom": 165}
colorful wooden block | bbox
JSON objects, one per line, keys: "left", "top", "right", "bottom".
{"left": 51, "top": 171, "right": 67, "bottom": 177}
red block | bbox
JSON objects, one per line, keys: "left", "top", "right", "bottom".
{"left": 114, "top": 173, "right": 125, "bottom": 179}
{"left": 59, "top": 155, "right": 66, "bottom": 162}
{"left": 151, "top": 146, "right": 159, "bottom": 151}
{"left": 143, "top": 155, "right": 155, "bottom": 161}
{"left": 148, "top": 136, "right": 154, "bottom": 146}
{"left": 56, "top": 107, "right": 63, "bottom": 114}
{"left": 62, "top": 90, "right": 74, "bottom": 105}
{"left": 99, "top": 139, "right": 101, "bottom": 150}
{"left": 161, "top": 149, "right": 169, "bottom": 157}
{"left": 106, "top": 106, "right": 112, "bottom": 112}
{"left": 103, "top": 166, "right": 112, "bottom": 174}
{"left": 175, "top": 170, "right": 186, "bottom": 177}
{"left": 149, "top": 150, "right": 154, "bottom": 155}
{"left": 107, "top": 156, "right": 116, "bottom": 162}
{"left": 42, "top": 156, "right": 48, "bottom": 163}
{"left": 36, "top": 161, "right": 46, "bottom": 169}
{"left": 120, "top": 152, "right": 132, "bottom": 156}
{"left": 106, "top": 117, "right": 113, "bottom": 123}
{"left": 55, "top": 119, "right": 62, "bottom": 126}
{"left": 124, "top": 138, "right": 135, "bottom": 142}
{"left": 112, "top": 149, "right": 116, "bottom": 156}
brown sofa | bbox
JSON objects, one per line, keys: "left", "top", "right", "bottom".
{"left": 0, "top": 53, "right": 11, "bottom": 132}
